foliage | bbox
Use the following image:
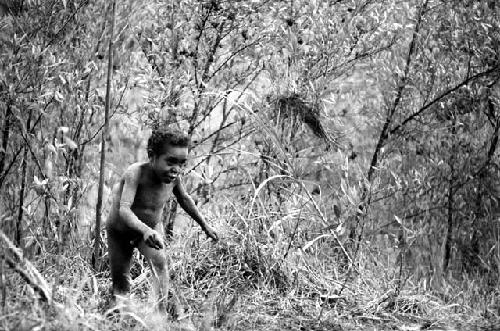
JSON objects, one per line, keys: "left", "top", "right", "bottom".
{"left": 365, "top": 0, "right": 500, "bottom": 280}
{"left": 0, "top": 0, "right": 499, "bottom": 330}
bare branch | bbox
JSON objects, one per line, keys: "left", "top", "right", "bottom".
{"left": 0, "top": 229, "right": 52, "bottom": 304}
{"left": 389, "top": 65, "right": 500, "bottom": 136}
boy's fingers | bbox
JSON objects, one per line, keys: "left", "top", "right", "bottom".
{"left": 154, "top": 235, "right": 163, "bottom": 249}
{"left": 144, "top": 231, "right": 164, "bottom": 249}
{"left": 152, "top": 239, "right": 161, "bottom": 249}
{"left": 146, "top": 237, "right": 160, "bottom": 249}
{"left": 210, "top": 232, "right": 218, "bottom": 241}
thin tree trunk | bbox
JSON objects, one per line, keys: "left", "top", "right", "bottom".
{"left": 444, "top": 117, "right": 457, "bottom": 272}
{"left": 16, "top": 148, "right": 28, "bottom": 245}
{"left": 0, "top": 258, "right": 5, "bottom": 311}
{"left": 16, "top": 111, "right": 33, "bottom": 246}
{"left": 165, "top": 200, "right": 177, "bottom": 240}
{"left": 0, "top": 102, "right": 12, "bottom": 178}
{"left": 93, "top": 0, "right": 115, "bottom": 269}
{"left": 0, "top": 101, "right": 47, "bottom": 191}
{"left": 444, "top": 176, "right": 454, "bottom": 272}
{"left": 350, "top": 0, "right": 429, "bottom": 244}
{"left": 189, "top": 16, "right": 225, "bottom": 136}
{"left": 365, "top": 0, "right": 428, "bottom": 184}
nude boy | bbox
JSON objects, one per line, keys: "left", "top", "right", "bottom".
{"left": 106, "top": 128, "right": 217, "bottom": 316}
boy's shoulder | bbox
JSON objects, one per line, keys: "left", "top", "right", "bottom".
{"left": 122, "top": 162, "right": 149, "bottom": 180}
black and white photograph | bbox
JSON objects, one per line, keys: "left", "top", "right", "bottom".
{"left": 0, "top": 0, "right": 499, "bottom": 330}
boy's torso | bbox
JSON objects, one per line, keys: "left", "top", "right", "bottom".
{"left": 107, "top": 162, "right": 175, "bottom": 236}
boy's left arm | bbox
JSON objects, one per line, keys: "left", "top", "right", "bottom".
{"left": 173, "top": 178, "right": 218, "bottom": 241}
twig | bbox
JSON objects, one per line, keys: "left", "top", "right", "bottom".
{"left": 94, "top": 0, "right": 116, "bottom": 269}
{"left": 389, "top": 65, "right": 500, "bottom": 137}
{"left": 0, "top": 229, "right": 52, "bottom": 304}
{"left": 42, "top": 0, "right": 90, "bottom": 52}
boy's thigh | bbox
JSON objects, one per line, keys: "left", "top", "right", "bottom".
{"left": 138, "top": 241, "right": 168, "bottom": 269}
{"left": 138, "top": 224, "right": 166, "bottom": 259}
{"left": 138, "top": 227, "right": 167, "bottom": 268}
{"left": 107, "top": 229, "right": 136, "bottom": 294}
{"left": 108, "top": 229, "right": 135, "bottom": 267}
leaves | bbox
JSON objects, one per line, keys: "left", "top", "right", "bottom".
{"left": 0, "top": 0, "right": 498, "bottom": 301}
{"left": 63, "top": 136, "right": 78, "bottom": 150}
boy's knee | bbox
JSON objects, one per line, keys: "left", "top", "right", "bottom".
{"left": 150, "top": 254, "right": 167, "bottom": 271}
{"left": 139, "top": 243, "right": 167, "bottom": 270}
{"left": 111, "top": 272, "right": 131, "bottom": 294}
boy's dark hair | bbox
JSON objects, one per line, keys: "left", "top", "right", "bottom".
{"left": 147, "top": 128, "right": 190, "bottom": 158}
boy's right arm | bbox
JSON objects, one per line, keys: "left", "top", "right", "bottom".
{"left": 119, "top": 166, "right": 163, "bottom": 249}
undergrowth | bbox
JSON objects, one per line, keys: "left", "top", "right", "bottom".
{"left": 2, "top": 199, "right": 499, "bottom": 331}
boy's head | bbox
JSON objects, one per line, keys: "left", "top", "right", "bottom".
{"left": 147, "top": 128, "right": 190, "bottom": 158}
{"left": 147, "top": 128, "right": 190, "bottom": 183}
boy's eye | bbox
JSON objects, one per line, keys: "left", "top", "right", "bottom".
{"left": 166, "top": 157, "right": 187, "bottom": 166}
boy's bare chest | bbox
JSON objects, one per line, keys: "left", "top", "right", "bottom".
{"left": 132, "top": 182, "right": 173, "bottom": 212}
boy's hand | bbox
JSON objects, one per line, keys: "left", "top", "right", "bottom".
{"left": 143, "top": 228, "right": 164, "bottom": 250}
{"left": 203, "top": 226, "right": 218, "bottom": 242}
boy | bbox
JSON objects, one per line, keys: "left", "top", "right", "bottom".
{"left": 106, "top": 128, "right": 217, "bottom": 317}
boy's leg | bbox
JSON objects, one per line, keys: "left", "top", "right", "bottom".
{"left": 137, "top": 225, "right": 185, "bottom": 320}
{"left": 138, "top": 240, "right": 169, "bottom": 307}
{"left": 107, "top": 229, "right": 134, "bottom": 303}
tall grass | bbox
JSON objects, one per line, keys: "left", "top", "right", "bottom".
{"left": 2, "top": 160, "right": 499, "bottom": 330}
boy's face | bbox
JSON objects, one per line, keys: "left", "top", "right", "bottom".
{"left": 151, "top": 144, "right": 188, "bottom": 183}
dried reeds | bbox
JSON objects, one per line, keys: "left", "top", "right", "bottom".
{"left": 273, "top": 93, "right": 344, "bottom": 149}
{"left": 0, "top": 229, "right": 52, "bottom": 304}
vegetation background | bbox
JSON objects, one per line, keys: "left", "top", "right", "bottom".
{"left": 0, "top": 0, "right": 499, "bottom": 330}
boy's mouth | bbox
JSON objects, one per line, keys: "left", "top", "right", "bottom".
{"left": 164, "top": 173, "right": 177, "bottom": 181}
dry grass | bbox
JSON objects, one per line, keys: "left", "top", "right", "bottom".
{"left": 1, "top": 196, "right": 499, "bottom": 331}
